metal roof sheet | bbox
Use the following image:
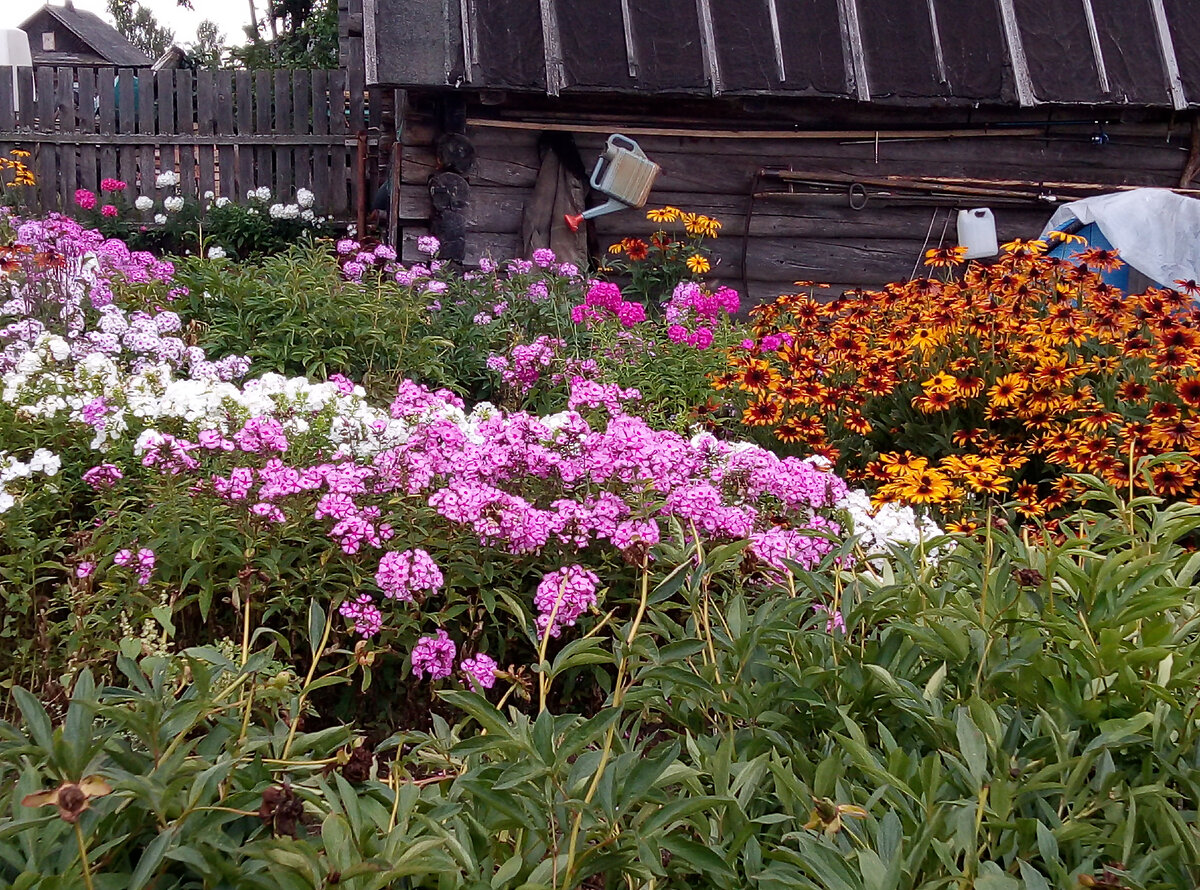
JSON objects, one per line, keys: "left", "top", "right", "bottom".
{"left": 364, "top": 0, "right": 1198, "bottom": 108}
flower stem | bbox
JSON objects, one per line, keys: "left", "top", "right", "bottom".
{"left": 75, "top": 822, "right": 95, "bottom": 890}
{"left": 562, "top": 558, "right": 650, "bottom": 886}
{"left": 281, "top": 601, "right": 336, "bottom": 760}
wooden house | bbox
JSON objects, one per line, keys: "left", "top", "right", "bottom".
{"left": 20, "top": 1, "right": 151, "bottom": 69}
{"left": 350, "top": 0, "right": 1200, "bottom": 300}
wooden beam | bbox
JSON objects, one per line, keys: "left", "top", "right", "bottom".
{"left": 1079, "top": 0, "right": 1110, "bottom": 96}
{"left": 835, "top": 0, "right": 869, "bottom": 101}
{"left": 466, "top": 118, "right": 1058, "bottom": 140}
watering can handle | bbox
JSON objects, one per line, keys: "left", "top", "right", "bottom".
{"left": 607, "top": 133, "right": 644, "bottom": 156}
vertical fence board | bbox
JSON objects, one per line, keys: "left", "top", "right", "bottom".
{"left": 216, "top": 70, "right": 235, "bottom": 198}
{"left": 0, "top": 69, "right": 13, "bottom": 175}
{"left": 55, "top": 67, "right": 76, "bottom": 202}
{"left": 196, "top": 71, "right": 216, "bottom": 198}
{"left": 273, "top": 70, "right": 292, "bottom": 199}
{"left": 98, "top": 68, "right": 119, "bottom": 188}
{"left": 156, "top": 70, "right": 176, "bottom": 192}
{"left": 235, "top": 70, "right": 253, "bottom": 198}
{"left": 310, "top": 69, "right": 330, "bottom": 212}
{"left": 347, "top": 64, "right": 365, "bottom": 220}
{"left": 329, "top": 69, "right": 349, "bottom": 216}
{"left": 76, "top": 68, "right": 97, "bottom": 195}
{"left": 137, "top": 68, "right": 155, "bottom": 194}
{"left": 17, "top": 68, "right": 34, "bottom": 132}
{"left": 292, "top": 70, "right": 311, "bottom": 196}
{"left": 117, "top": 73, "right": 135, "bottom": 190}
{"left": 176, "top": 70, "right": 195, "bottom": 197}
{"left": 255, "top": 70, "right": 271, "bottom": 192}
{"left": 35, "top": 67, "right": 56, "bottom": 209}
{"left": 0, "top": 68, "right": 14, "bottom": 132}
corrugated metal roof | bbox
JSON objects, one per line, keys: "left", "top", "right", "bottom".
{"left": 363, "top": 0, "right": 1199, "bottom": 108}
{"left": 20, "top": 3, "right": 152, "bottom": 67}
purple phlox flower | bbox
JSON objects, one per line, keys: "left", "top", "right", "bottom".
{"left": 417, "top": 235, "right": 440, "bottom": 256}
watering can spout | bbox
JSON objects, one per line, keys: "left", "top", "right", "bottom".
{"left": 564, "top": 212, "right": 584, "bottom": 232}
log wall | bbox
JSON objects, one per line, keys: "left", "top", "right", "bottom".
{"left": 396, "top": 96, "right": 1196, "bottom": 301}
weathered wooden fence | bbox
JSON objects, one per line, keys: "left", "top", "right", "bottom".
{"left": 0, "top": 66, "right": 399, "bottom": 218}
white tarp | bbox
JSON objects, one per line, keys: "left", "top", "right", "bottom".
{"left": 1039, "top": 188, "right": 1200, "bottom": 287}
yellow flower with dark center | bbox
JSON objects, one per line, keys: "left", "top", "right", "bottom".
{"left": 686, "top": 254, "right": 711, "bottom": 274}
{"left": 646, "top": 206, "right": 680, "bottom": 223}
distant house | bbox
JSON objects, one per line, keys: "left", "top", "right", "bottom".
{"left": 19, "top": 1, "right": 151, "bottom": 68}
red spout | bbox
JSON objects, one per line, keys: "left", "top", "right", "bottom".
{"left": 564, "top": 213, "right": 583, "bottom": 232}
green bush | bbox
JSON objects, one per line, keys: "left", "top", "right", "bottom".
{"left": 172, "top": 245, "right": 450, "bottom": 396}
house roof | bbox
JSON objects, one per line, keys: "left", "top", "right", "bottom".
{"left": 363, "top": 0, "right": 1199, "bottom": 109}
{"left": 20, "top": 3, "right": 152, "bottom": 67}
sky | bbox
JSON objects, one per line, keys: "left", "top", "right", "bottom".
{"left": 3, "top": 0, "right": 261, "bottom": 45}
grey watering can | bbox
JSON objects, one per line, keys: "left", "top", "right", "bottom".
{"left": 565, "top": 134, "right": 661, "bottom": 232}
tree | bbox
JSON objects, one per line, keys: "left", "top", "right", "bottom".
{"left": 106, "top": 0, "right": 175, "bottom": 60}
{"left": 188, "top": 20, "right": 226, "bottom": 69}
{"left": 231, "top": 0, "right": 338, "bottom": 69}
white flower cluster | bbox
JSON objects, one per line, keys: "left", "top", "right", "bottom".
{"left": 155, "top": 171, "right": 180, "bottom": 189}
{"left": 163, "top": 196, "right": 185, "bottom": 214}
{"left": 0, "top": 447, "right": 61, "bottom": 513}
{"left": 134, "top": 195, "right": 154, "bottom": 212}
{"left": 207, "top": 246, "right": 227, "bottom": 260}
{"left": 268, "top": 203, "right": 300, "bottom": 220}
{"left": 296, "top": 188, "right": 315, "bottom": 209}
{"left": 838, "top": 489, "right": 947, "bottom": 561}
{"left": 248, "top": 186, "right": 272, "bottom": 202}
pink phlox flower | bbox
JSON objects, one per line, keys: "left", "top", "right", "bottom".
{"left": 340, "top": 594, "right": 383, "bottom": 637}
{"left": 411, "top": 629, "right": 455, "bottom": 679}
{"left": 461, "top": 653, "right": 498, "bottom": 690}
{"left": 82, "top": 463, "right": 123, "bottom": 489}
{"left": 75, "top": 189, "right": 97, "bottom": 210}
{"left": 531, "top": 247, "right": 556, "bottom": 267}
{"left": 100, "top": 205, "right": 118, "bottom": 218}
{"left": 100, "top": 178, "right": 127, "bottom": 192}
{"left": 329, "top": 373, "right": 356, "bottom": 395}
{"left": 233, "top": 417, "right": 289, "bottom": 453}
{"left": 251, "top": 502, "right": 287, "bottom": 523}
{"left": 75, "top": 561, "right": 96, "bottom": 579}
{"left": 376, "top": 548, "right": 443, "bottom": 601}
{"left": 534, "top": 565, "right": 599, "bottom": 638}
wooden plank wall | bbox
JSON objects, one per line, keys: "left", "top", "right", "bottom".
{"left": 0, "top": 66, "right": 395, "bottom": 219}
{"left": 397, "top": 107, "right": 1193, "bottom": 301}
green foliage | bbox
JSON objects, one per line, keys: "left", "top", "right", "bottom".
{"left": 5, "top": 476, "right": 1198, "bottom": 888}
{"left": 172, "top": 244, "right": 449, "bottom": 394}
{"left": 106, "top": 0, "right": 174, "bottom": 60}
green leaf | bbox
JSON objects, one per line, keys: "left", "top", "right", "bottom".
{"left": 955, "top": 709, "right": 988, "bottom": 787}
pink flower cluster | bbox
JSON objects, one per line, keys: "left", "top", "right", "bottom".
{"left": 461, "top": 652, "right": 498, "bottom": 690}
{"left": 340, "top": 593, "right": 383, "bottom": 637}
{"left": 487, "top": 336, "right": 565, "bottom": 395}
{"left": 411, "top": 628, "right": 456, "bottom": 679}
{"left": 664, "top": 281, "right": 740, "bottom": 350}
{"left": 748, "top": 516, "right": 842, "bottom": 576}
{"left": 535, "top": 564, "right": 599, "bottom": 638}
{"left": 375, "top": 548, "right": 443, "bottom": 601}
{"left": 100, "top": 178, "right": 127, "bottom": 193}
{"left": 567, "top": 378, "right": 642, "bottom": 414}
{"left": 83, "top": 463, "right": 123, "bottom": 489}
{"left": 75, "top": 189, "right": 97, "bottom": 210}
{"left": 113, "top": 547, "right": 155, "bottom": 585}
{"left": 570, "top": 281, "right": 646, "bottom": 327}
